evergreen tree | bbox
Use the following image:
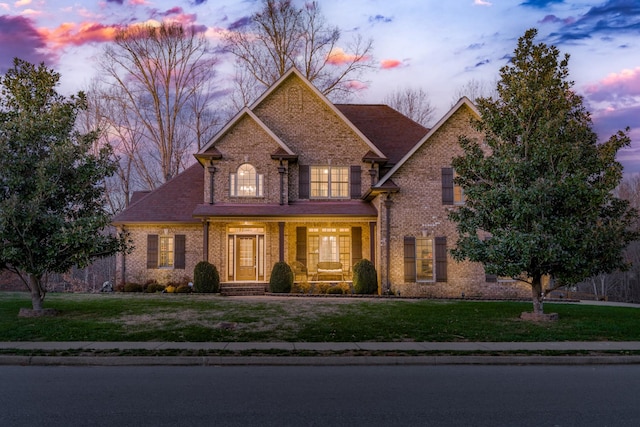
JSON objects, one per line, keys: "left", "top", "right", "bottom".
{"left": 449, "top": 29, "right": 637, "bottom": 315}
{"left": 0, "top": 59, "right": 129, "bottom": 312}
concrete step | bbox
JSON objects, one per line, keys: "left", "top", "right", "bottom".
{"left": 220, "top": 283, "right": 267, "bottom": 296}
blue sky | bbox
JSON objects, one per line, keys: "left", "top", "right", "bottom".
{"left": 1, "top": 0, "right": 639, "bottom": 173}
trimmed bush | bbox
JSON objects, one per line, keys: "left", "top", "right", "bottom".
{"left": 269, "top": 261, "right": 293, "bottom": 293}
{"left": 124, "top": 283, "right": 143, "bottom": 293}
{"left": 353, "top": 259, "right": 378, "bottom": 295}
{"left": 193, "top": 261, "right": 220, "bottom": 293}
{"left": 327, "top": 285, "right": 344, "bottom": 294}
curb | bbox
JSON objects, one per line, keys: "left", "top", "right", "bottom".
{"left": 3, "top": 355, "right": 640, "bottom": 366}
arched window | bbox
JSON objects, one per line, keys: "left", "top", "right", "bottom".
{"left": 230, "top": 164, "right": 263, "bottom": 197}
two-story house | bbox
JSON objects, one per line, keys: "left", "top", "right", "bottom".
{"left": 112, "top": 68, "right": 530, "bottom": 299}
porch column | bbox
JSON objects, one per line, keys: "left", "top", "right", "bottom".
{"left": 369, "top": 221, "right": 376, "bottom": 268}
{"left": 208, "top": 165, "right": 217, "bottom": 204}
{"left": 384, "top": 195, "right": 393, "bottom": 294}
{"left": 278, "top": 161, "right": 287, "bottom": 205}
{"left": 278, "top": 222, "right": 285, "bottom": 262}
{"left": 203, "top": 220, "right": 209, "bottom": 262}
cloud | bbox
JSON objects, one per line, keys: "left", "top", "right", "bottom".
{"left": 326, "top": 47, "right": 370, "bottom": 65}
{"left": 521, "top": 0, "right": 564, "bottom": 7}
{"left": 549, "top": 0, "right": 640, "bottom": 44}
{"left": 369, "top": 15, "right": 393, "bottom": 24}
{"left": 539, "top": 14, "right": 576, "bottom": 25}
{"left": 0, "top": 15, "right": 56, "bottom": 73}
{"left": 474, "top": 0, "right": 492, "bottom": 6}
{"left": 191, "top": 0, "right": 207, "bottom": 4}
{"left": 228, "top": 16, "right": 251, "bottom": 30}
{"left": 38, "top": 22, "right": 120, "bottom": 48}
{"left": 380, "top": 59, "right": 402, "bottom": 69}
{"left": 14, "top": 0, "right": 32, "bottom": 7}
{"left": 106, "top": 0, "right": 124, "bottom": 4}
{"left": 585, "top": 67, "right": 640, "bottom": 102}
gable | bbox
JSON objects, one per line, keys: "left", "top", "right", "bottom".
{"left": 375, "top": 97, "right": 480, "bottom": 187}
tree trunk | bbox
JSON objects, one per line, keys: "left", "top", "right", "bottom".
{"left": 28, "top": 273, "right": 46, "bottom": 311}
{"left": 531, "top": 275, "right": 544, "bottom": 314}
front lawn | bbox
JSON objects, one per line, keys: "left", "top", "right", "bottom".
{"left": 1, "top": 292, "right": 638, "bottom": 342}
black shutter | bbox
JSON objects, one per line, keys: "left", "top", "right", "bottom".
{"left": 350, "top": 165, "right": 361, "bottom": 199}
{"left": 174, "top": 235, "right": 186, "bottom": 269}
{"left": 296, "top": 227, "right": 307, "bottom": 267}
{"left": 404, "top": 236, "right": 416, "bottom": 282}
{"left": 351, "top": 227, "right": 362, "bottom": 268}
{"left": 442, "top": 167, "right": 454, "bottom": 205}
{"left": 435, "top": 236, "right": 447, "bottom": 282}
{"left": 147, "top": 235, "right": 158, "bottom": 269}
{"left": 299, "top": 165, "right": 309, "bottom": 199}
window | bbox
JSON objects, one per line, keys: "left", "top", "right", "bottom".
{"left": 230, "top": 164, "right": 263, "bottom": 197}
{"left": 159, "top": 236, "right": 174, "bottom": 267}
{"left": 310, "top": 166, "right": 349, "bottom": 199}
{"left": 307, "top": 228, "right": 351, "bottom": 271}
{"left": 442, "top": 167, "right": 464, "bottom": 205}
{"left": 453, "top": 170, "right": 465, "bottom": 205}
{"left": 416, "top": 237, "right": 434, "bottom": 282}
{"left": 404, "top": 236, "right": 447, "bottom": 283}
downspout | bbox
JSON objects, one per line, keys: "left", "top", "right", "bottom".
{"left": 384, "top": 194, "right": 393, "bottom": 294}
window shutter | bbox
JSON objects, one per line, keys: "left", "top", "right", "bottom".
{"left": 296, "top": 227, "right": 307, "bottom": 266}
{"left": 351, "top": 227, "right": 362, "bottom": 268}
{"left": 442, "top": 167, "right": 454, "bottom": 205}
{"left": 174, "top": 235, "right": 186, "bottom": 269}
{"left": 350, "top": 165, "right": 361, "bottom": 199}
{"left": 147, "top": 235, "right": 158, "bottom": 269}
{"left": 404, "top": 236, "right": 416, "bottom": 282}
{"left": 299, "top": 165, "right": 309, "bottom": 199}
{"left": 435, "top": 236, "right": 447, "bottom": 282}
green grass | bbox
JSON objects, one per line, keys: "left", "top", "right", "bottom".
{"left": 1, "top": 292, "right": 639, "bottom": 342}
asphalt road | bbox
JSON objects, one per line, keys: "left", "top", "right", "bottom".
{"left": 2, "top": 365, "right": 639, "bottom": 426}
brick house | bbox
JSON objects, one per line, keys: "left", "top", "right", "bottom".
{"left": 112, "top": 68, "right": 530, "bottom": 298}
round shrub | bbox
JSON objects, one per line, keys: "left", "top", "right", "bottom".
{"left": 353, "top": 259, "right": 378, "bottom": 295}
{"left": 145, "top": 283, "right": 165, "bottom": 293}
{"left": 269, "top": 261, "right": 293, "bottom": 293}
{"left": 193, "top": 261, "right": 220, "bottom": 293}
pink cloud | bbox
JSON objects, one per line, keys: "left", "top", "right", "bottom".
{"left": 38, "top": 22, "right": 120, "bottom": 48}
{"left": 586, "top": 67, "right": 640, "bottom": 100}
{"left": 381, "top": 59, "right": 402, "bottom": 69}
{"left": 326, "top": 47, "right": 369, "bottom": 65}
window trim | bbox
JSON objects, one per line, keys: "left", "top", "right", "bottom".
{"left": 416, "top": 237, "right": 435, "bottom": 283}
{"left": 159, "top": 235, "right": 174, "bottom": 268}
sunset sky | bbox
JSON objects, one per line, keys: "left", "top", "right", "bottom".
{"left": 1, "top": 0, "right": 639, "bottom": 172}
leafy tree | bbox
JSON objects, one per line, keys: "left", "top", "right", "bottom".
{"left": 449, "top": 29, "right": 638, "bottom": 315}
{"left": 383, "top": 87, "right": 435, "bottom": 127}
{"left": 223, "top": 0, "right": 374, "bottom": 105}
{"left": 0, "top": 59, "right": 128, "bottom": 312}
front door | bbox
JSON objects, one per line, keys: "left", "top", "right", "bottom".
{"left": 236, "top": 236, "right": 256, "bottom": 281}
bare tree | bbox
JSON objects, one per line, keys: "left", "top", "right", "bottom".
{"left": 224, "top": 0, "right": 374, "bottom": 105}
{"left": 98, "top": 23, "right": 220, "bottom": 187}
{"left": 451, "top": 78, "right": 498, "bottom": 106}
{"left": 383, "top": 87, "right": 435, "bottom": 127}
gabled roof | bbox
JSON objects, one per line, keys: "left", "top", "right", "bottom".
{"left": 375, "top": 97, "right": 480, "bottom": 188}
{"left": 336, "top": 104, "right": 429, "bottom": 166}
{"left": 250, "top": 67, "right": 387, "bottom": 160}
{"left": 196, "top": 108, "right": 295, "bottom": 165}
{"left": 112, "top": 163, "right": 203, "bottom": 225}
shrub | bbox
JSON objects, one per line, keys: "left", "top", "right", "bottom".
{"left": 175, "top": 284, "right": 192, "bottom": 293}
{"left": 353, "top": 259, "right": 378, "bottom": 295}
{"left": 269, "top": 261, "right": 293, "bottom": 293}
{"left": 292, "top": 281, "right": 311, "bottom": 294}
{"left": 124, "top": 282, "right": 143, "bottom": 293}
{"left": 315, "top": 282, "right": 330, "bottom": 294}
{"left": 165, "top": 285, "right": 176, "bottom": 293}
{"left": 146, "top": 283, "right": 166, "bottom": 293}
{"left": 327, "top": 285, "right": 344, "bottom": 294}
{"left": 193, "top": 261, "right": 220, "bottom": 293}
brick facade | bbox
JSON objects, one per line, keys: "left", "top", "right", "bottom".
{"left": 113, "top": 68, "right": 530, "bottom": 299}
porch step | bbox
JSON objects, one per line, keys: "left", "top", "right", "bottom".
{"left": 220, "top": 283, "right": 267, "bottom": 296}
